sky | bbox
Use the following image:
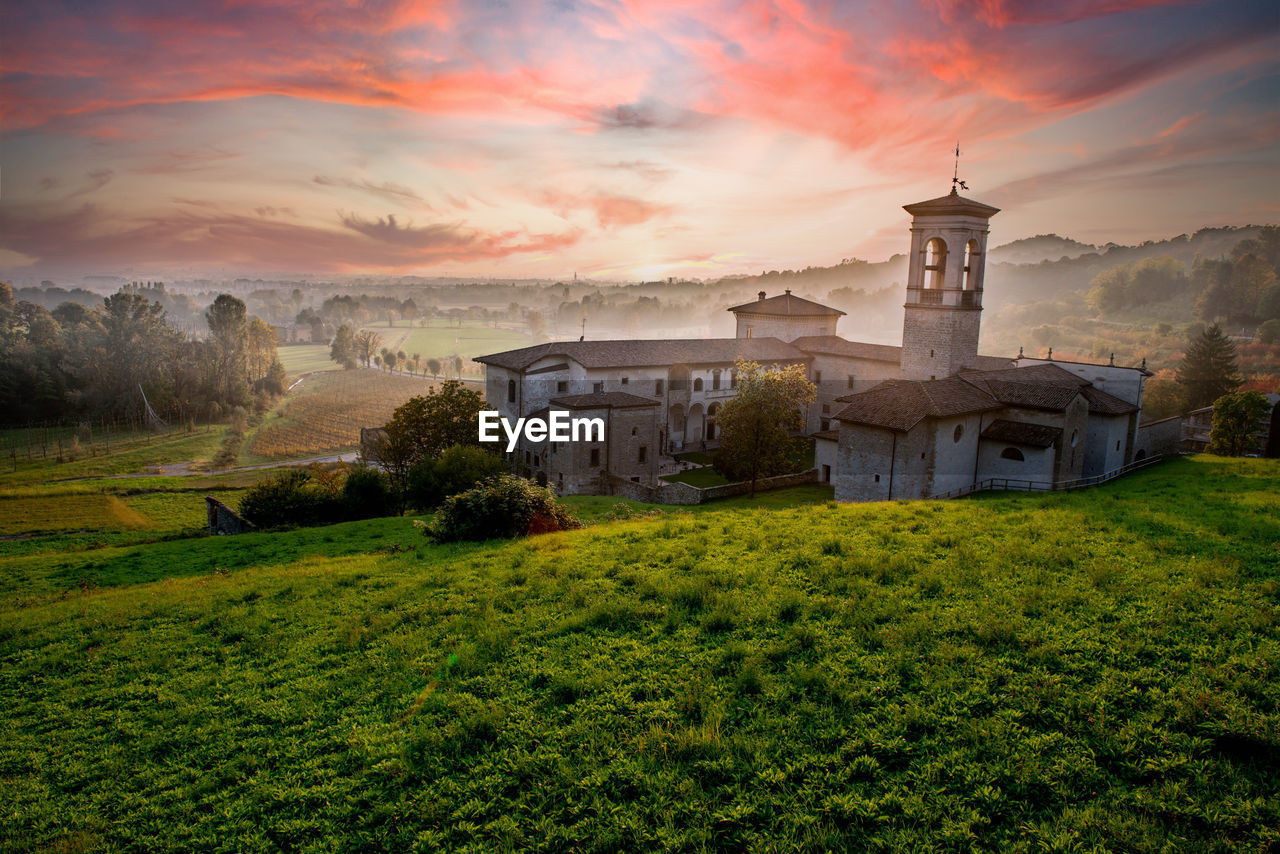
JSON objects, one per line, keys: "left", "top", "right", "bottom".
{"left": 1, "top": 0, "right": 1277, "bottom": 281}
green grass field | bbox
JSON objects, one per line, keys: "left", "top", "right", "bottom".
{"left": 277, "top": 343, "right": 339, "bottom": 377}
{"left": 0, "top": 425, "right": 231, "bottom": 488}
{"left": 389, "top": 320, "right": 534, "bottom": 364}
{"left": 0, "top": 457, "right": 1277, "bottom": 851}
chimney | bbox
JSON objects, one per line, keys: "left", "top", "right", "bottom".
{"left": 758, "top": 290, "right": 766, "bottom": 301}
{"left": 784, "top": 288, "right": 791, "bottom": 295}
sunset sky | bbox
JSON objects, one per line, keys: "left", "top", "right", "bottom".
{"left": 2, "top": 0, "right": 1277, "bottom": 281}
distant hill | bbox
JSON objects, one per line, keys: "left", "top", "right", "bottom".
{"left": 988, "top": 234, "right": 1097, "bottom": 265}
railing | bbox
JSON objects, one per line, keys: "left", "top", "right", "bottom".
{"left": 932, "top": 453, "right": 1173, "bottom": 500}
{"left": 915, "top": 288, "right": 943, "bottom": 305}
{"left": 959, "top": 290, "right": 981, "bottom": 308}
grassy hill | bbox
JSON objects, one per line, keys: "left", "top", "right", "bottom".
{"left": 1, "top": 457, "right": 1277, "bottom": 852}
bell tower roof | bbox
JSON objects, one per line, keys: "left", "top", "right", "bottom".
{"left": 903, "top": 189, "right": 1000, "bottom": 219}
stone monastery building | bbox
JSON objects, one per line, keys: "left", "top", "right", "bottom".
{"left": 476, "top": 189, "right": 1155, "bottom": 501}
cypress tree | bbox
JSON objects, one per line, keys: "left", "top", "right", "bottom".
{"left": 1176, "top": 324, "right": 1243, "bottom": 410}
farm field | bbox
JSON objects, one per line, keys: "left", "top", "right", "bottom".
{"left": 363, "top": 319, "right": 535, "bottom": 366}
{"left": 0, "top": 424, "right": 230, "bottom": 487}
{"left": 246, "top": 369, "right": 438, "bottom": 460}
{"left": 1, "top": 456, "right": 1276, "bottom": 851}
{"left": 277, "top": 343, "right": 338, "bottom": 377}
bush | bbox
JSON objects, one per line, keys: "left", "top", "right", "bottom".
{"left": 342, "top": 466, "right": 397, "bottom": 519}
{"left": 407, "top": 445, "right": 507, "bottom": 510}
{"left": 422, "top": 474, "right": 580, "bottom": 542}
{"left": 239, "top": 468, "right": 343, "bottom": 529}
{"left": 1258, "top": 318, "right": 1280, "bottom": 345}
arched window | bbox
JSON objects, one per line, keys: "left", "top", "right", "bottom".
{"left": 964, "top": 240, "right": 980, "bottom": 290}
{"left": 1000, "top": 447, "right": 1025, "bottom": 461}
{"left": 694, "top": 377, "right": 704, "bottom": 392}
{"left": 924, "top": 238, "right": 947, "bottom": 289}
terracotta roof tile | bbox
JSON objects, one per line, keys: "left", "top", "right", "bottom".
{"left": 979, "top": 419, "right": 1061, "bottom": 448}
{"left": 475, "top": 337, "right": 809, "bottom": 371}
{"left": 833, "top": 377, "right": 1001, "bottom": 431}
{"left": 726, "top": 292, "right": 845, "bottom": 317}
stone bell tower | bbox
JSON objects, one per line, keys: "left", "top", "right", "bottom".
{"left": 899, "top": 189, "right": 1000, "bottom": 380}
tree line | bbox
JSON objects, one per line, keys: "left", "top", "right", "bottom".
{"left": 0, "top": 282, "right": 285, "bottom": 426}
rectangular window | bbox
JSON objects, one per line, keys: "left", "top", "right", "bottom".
{"left": 556, "top": 380, "right": 567, "bottom": 393}
{"left": 590, "top": 449, "right": 600, "bottom": 467}
{"left": 874, "top": 474, "right": 880, "bottom": 483}
{"left": 593, "top": 381, "right": 603, "bottom": 393}
{"left": 822, "top": 464, "right": 830, "bottom": 482}
{"left": 621, "top": 377, "right": 628, "bottom": 385}
{"left": 822, "top": 403, "right": 830, "bottom": 414}
{"left": 656, "top": 379, "right": 664, "bottom": 396}
{"left": 507, "top": 379, "right": 516, "bottom": 403}
{"left": 847, "top": 375, "right": 855, "bottom": 389}
{"left": 814, "top": 370, "right": 822, "bottom": 384}
{"left": 638, "top": 446, "right": 646, "bottom": 463}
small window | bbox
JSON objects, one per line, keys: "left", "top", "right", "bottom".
{"left": 847, "top": 375, "right": 854, "bottom": 389}
{"left": 590, "top": 449, "right": 600, "bottom": 467}
{"left": 730, "top": 372, "right": 737, "bottom": 389}
{"left": 1001, "top": 447, "right": 1025, "bottom": 461}
{"left": 621, "top": 377, "right": 628, "bottom": 385}
{"left": 656, "top": 379, "right": 664, "bottom": 395}
{"left": 638, "top": 446, "right": 647, "bottom": 463}
{"left": 631, "top": 426, "right": 637, "bottom": 436}
{"left": 1115, "top": 440, "right": 1121, "bottom": 451}
{"left": 556, "top": 380, "right": 567, "bottom": 393}
{"left": 712, "top": 370, "right": 721, "bottom": 390}
{"left": 820, "top": 418, "right": 830, "bottom": 431}
{"left": 921, "top": 452, "right": 926, "bottom": 459}
{"left": 953, "top": 424, "right": 964, "bottom": 443}
{"left": 1070, "top": 428, "right": 1079, "bottom": 448}
{"left": 929, "top": 349, "right": 934, "bottom": 358}
{"left": 814, "top": 370, "right": 822, "bottom": 384}
{"left": 745, "top": 327, "right": 753, "bottom": 338}
{"left": 874, "top": 474, "right": 880, "bottom": 483}
{"left": 694, "top": 377, "right": 704, "bottom": 392}
{"left": 630, "top": 476, "right": 640, "bottom": 482}
{"left": 593, "top": 381, "right": 603, "bottom": 394}
{"left": 507, "top": 379, "right": 516, "bottom": 403}
{"left": 822, "top": 403, "right": 830, "bottom": 414}
{"left": 821, "top": 464, "right": 831, "bottom": 482}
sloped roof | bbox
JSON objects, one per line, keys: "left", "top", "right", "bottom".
{"left": 903, "top": 188, "right": 1000, "bottom": 219}
{"left": 1081, "top": 386, "right": 1139, "bottom": 415}
{"left": 475, "top": 337, "right": 809, "bottom": 371}
{"left": 833, "top": 377, "right": 1002, "bottom": 432}
{"left": 959, "top": 363, "right": 1087, "bottom": 412}
{"left": 549, "top": 392, "right": 659, "bottom": 409}
{"left": 791, "top": 335, "right": 902, "bottom": 362}
{"left": 980, "top": 419, "right": 1061, "bottom": 448}
{"left": 726, "top": 291, "right": 845, "bottom": 317}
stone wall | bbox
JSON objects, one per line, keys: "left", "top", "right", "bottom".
{"left": 206, "top": 497, "right": 254, "bottom": 535}
{"left": 606, "top": 468, "right": 820, "bottom": 505}
{"left": 1135, "top": 416, "right": 1181, "bottom": 460}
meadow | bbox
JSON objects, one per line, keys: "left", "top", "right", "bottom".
{"left": 0, "top": 456, "right": 1276, "bottom": 852}
{"left": 277, "top": 344, "right": 340, "bottom": 377}
{"left": 363, "top": 319, "right": 535, "bottom": 366}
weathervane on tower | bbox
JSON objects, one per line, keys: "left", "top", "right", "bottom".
{"left": 952, "top": 142, "right": 968, "bottom": 193}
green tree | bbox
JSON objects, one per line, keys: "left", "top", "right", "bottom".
{"left": 426, "top": 357, "right": 442, "bottom": 377}
{"left": 1086, "top": 263, "right": 1131, "bottom": 314}
{"left": 377, "top": 381, "right": 487, "bottom": 502}
{"left": 1176, "top": 324, "right": 1243, "bottom": 410}
{"left": 1126, "top": 256, "right": 1187, "bottom": 306}
{"left": 205, "top": 294, "right": 250, "bottom": 407}
{"left": 713, "top": 359, "right": 816, "bottom": 497}
{"left": 1206, "top": 391, "right": 1271, "bottom": 457}
{"left": 1257, "top": 319, "right": 1280, "bottom": 345}
{"left": 330, "top": 324, "right": 357, "bottom": 369}
{"left": 407, "top": 444, "right": 506, "bottom": 510}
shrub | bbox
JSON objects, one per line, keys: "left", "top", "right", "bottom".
{"left": 422, "top": 474, "right": 580, "bottom": 542}
{"left": 342, "top": 466, "right": 397, "bottom": 519}
{"left": 239, "top": 468, "right": 343, "bottom": 528}
{"left": 407, "top": 445, "right": 507, "bottom": 510}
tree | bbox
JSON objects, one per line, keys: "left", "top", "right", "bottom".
{"left": 1206, "top": 391, "right": 1271, "bottom": 457}
{"left": 1176, "top": 324, "right": 1243, "bottom": 410}
{"left": 713, "top": 359, "right": 816, "bottom": 497}
{"left": 407, "top": 444, "right": 507, "bottom": 510}
{"left": 1086, "top": 264, "right": 1130, "bottom": 314}
{"left": 330, "top": 324, "right": 357, "bottom": 369}
{"left": 422, "top": 474, "right": 579, "bottom": 542}
{"left": 205, "top": 294, "right": 250, "bottom": 407}
{"left": 1258, "top": 319, "right": 1280, "bottom": 345}
{"left": 377, "top": 381, "right": 487, "bottom": 502}
{"left": 354, "top": 329, "right": 382, "bottom": 367}
{"left": 426, "top": 357, "right": 441, "bottom": 377}
{"left": 1139, "top": 373, "right": 1185, "bottom": 420}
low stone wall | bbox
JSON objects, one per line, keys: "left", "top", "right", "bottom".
{"left": 206, "top": 496, "right": 254, "bottom": 535}
{"left": 1135, "top": 416, "right": 1182, "bottom": 460}
{"left": 606, "top": 468, "right": 820, "bottom": 505}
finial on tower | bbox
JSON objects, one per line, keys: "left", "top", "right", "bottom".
{"left": 1017, "top": 345, "right": 1024, "bottom": 359}
{"left": 1047, "top": 347, "right": 1053, "bottom": 360}
{"left": 951, "top": 142, "right": 969, "bottom": 194}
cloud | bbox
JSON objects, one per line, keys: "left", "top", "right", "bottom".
{"left": 0, "top": 203, "right": 583, "bottom": 273}
{"left": 535, "top": 190, "right": 672, "bottom": 229}
{"left": 64, "top": 169, "right": 114, "bottom": 198}
{"left": 314, "top": 175, "right": 427, "bottom": 205}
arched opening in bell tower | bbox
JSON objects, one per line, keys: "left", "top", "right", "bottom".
{"left": 924, "top": 238, "right": 947, "bottom": 289}
{"left": 963, "top": 240, "right": 980, "bottom": 290}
